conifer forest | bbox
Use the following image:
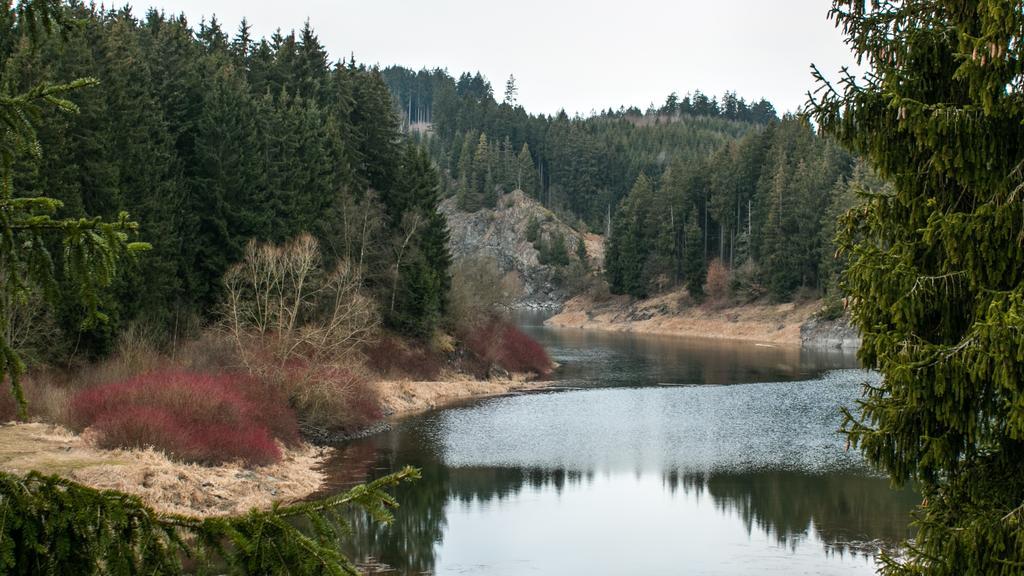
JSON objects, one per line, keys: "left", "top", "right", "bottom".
{"left": 1, "top": 1, "right": 1023, "bottom": 575}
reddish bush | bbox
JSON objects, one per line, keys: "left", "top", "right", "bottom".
{"left": 70, "top": 370, "right": 299, "bottom": 466}
{"left": 365, "top": 336, "right": 444, "bottom": 380}
{"left": 704, "top": 259, "right": 732, "bottom": 306}
{"left": 465, "top": 320, "right": 553, "bottom": 377}
{"left": 495, "top": 323, "right": 554, "bottom": 375}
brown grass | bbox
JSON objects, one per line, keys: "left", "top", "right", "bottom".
{"left": 0, "top": 422, "right": 329, "bottom": 517}
{"left": 374, "top": 373, "right": 547, "bottom": 418}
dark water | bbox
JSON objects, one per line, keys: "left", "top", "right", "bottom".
{"left": 322, "top": 315, "right": 917, "bottom": 575}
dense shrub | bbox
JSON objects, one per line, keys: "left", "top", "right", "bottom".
{"left": 0, "top": 375, "right": 73, "bottom": 425}
{"left": 729, "top": 259, "right": 766, "bottom": 303}
{"left": 464, "top": 320, "right": 553, "bottom": 376}
{"left": 0, "top": 390, "right": 16, "bottom": 423}
{"left": 70, "top": 371, "right": 299, "bottom": 466}
{"left": 365, "top": 336, "right": 444, "bottom": 380}
{"left": 449, "top": 257, "right": 523, "bottom": 331}
{"left": 704, "top": 259, "right": 732, "bottom": 307}
{"left": 275, "top": 361, "right": 382, "bottom": 432}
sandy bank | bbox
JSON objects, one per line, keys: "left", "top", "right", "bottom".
{"left": 547, "top": 291, "right": 827, "bottom": 346}
{"left": 0, "top": 422, "right": 330, "bottom": 517}
{"left": 375, "top": 373, "right": 548, "bottom": 418}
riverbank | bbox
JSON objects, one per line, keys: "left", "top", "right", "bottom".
{"left": 547, "top": 290, "right": 859, "bottom": 348}
{"left": 376, "top": 373, "right": 549, "bottom": 418}
{"left": 0, "top": 422, "right": 329, "bottom": 517}
{"left": 0, "top": 374, "right": 546, "bottom": 517}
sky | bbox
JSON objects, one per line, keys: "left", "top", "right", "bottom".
{"left": 136, "top": 0, "right": 862, "bottom": 117}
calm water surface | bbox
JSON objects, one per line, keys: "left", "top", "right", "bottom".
{"left": 322, "top": 315, "right": 917, "bottom": 575}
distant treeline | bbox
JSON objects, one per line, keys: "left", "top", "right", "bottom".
{"left": 2, "top": 5, "right": 449, "bottom": 358}
{"left": 381, "top": 67, "right": 869, "bottom": 302}
{"left": 382, "top": 67, "right": 775, "bottom": 228}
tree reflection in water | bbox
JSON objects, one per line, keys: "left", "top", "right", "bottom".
{"left": 331, "top": 444, "right": 915, "bottom": 574}
{"left": 663, "top": 469, "right": 917, "bottom": 555}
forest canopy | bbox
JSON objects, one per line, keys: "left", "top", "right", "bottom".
{"left": 1, "top": 2, "right": 451, "bottom": 363}
{"left": 380, "top": 66, "right": 859, "bottom": 303}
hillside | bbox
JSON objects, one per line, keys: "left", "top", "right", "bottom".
{"left": 441, "top": 190, "right": 594, "bottom": 308}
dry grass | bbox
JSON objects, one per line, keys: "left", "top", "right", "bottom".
{"left": 374, "top": 373, "right": 547, "bottom": 418}
{"left": 0, "top": 422, "right": 330, "bottom": 517}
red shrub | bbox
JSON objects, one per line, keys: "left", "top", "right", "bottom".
{"left": 365, "top": 337, "right": 444, "bottom": 380}
{"left": 496, "top": 324, "right": 553, "bottom": 375}
{"left": 91, "top": 407, "right": 195, "bottom": 455}
{"left": 70, "top": 370, "right": 298, "bottom": 466}
{"left": 465, "top": 320, "right": 553, "bottom": 377}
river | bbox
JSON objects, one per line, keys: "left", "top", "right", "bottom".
{"left": 320, "top": 314, "right": 917, "bottom": 575}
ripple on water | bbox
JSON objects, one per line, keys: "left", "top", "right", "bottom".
{"left": 436, "top": 369, "right": 881, "bottom": 474}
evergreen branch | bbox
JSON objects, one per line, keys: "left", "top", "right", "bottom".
{"left": 0, "top": 468, "right": 419, "bottom": 574}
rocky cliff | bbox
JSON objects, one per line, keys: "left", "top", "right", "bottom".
{"left": 440, "top": 190, "right": 595, "bottom": 309}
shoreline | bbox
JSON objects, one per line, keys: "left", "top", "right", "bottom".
{"left": 375, "top": 373, "right": 550, "bottom": 419}
{"left": 0, "top": 374, "right": 547, "bottom": 517}
{"left": 546, "top": 291, "right": 860, "bottom": 349}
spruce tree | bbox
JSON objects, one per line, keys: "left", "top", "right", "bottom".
{"left": 682, "top": 210, "right": 705, "bottom": 301}
{"left": 0, "top": 1, "right": 148, "bottom": 417}
{"left": 810, "top": 2, "right": 1024, "bottom": 573}
{"left": 516, "top": 142, "right": 539, "bottom": 197}
{"left": 387, "top": 143, "right": 450, "bottom": 337}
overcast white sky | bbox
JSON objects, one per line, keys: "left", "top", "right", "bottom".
{"left": 136, "top": 0, "right": 859, "bottom": 116}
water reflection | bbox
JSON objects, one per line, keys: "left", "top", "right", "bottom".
{"left": 330, "top": 449, "right": 914, "bottom": 575}
{"left": 664, "top": 469, "right": 916, "bottom": 550}
{"left": 319, "top": 321, "right": 913, "bottom": 575}
{"left": 518, "top": 315, "right": 860, "bottom": 388}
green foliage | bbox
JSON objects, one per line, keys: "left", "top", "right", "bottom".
{"left": 386, "top": 143, "right": 451, "bottom": 338}
{"left": 382, "top": 66, "right": 762, "bottom": 229}
{"left": 809, "top": 1, "right": 1024, "bottom": 573}
{"left": 380, "top": 67, "right": 844, "bottom": 303}
{"left": 682, "top": 211, "right": 705, "bottom": 300}
{"left": 2, "top": 3, "right": 451, "bottom": 363}
{"left": 575, "top": 235, "right": 588, "bottom": 264}
{"left": 1, "top": 4, "right": 148, "bottom": 418}
{"left": 0, "top": 467, "right": 419, "bottom": 575}
{"left": 536, "top": 230, "right": 570, "bottom": 267}
{"left": 525, "top": 216, "right": 540, "bottom": 243}
{"left": 605, "top": 174, "right": 656, "bottom": 297}
{"left": 601, "top": 116, "right": 850, "bottom": 301}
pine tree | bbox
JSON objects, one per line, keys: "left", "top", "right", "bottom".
{"left": 472, "top": 132, "right": 490, "bottom": 209}
{"left": 0, "top": 1, "right": 149, "bottom": 417}
{"left": 682, "top": 210, "right": 705, "bottom": 301}
{"left": 503, "top": 74, "right": 517, "bottom": 105}
{"left": 809, "top": 2, "right": 1024, "bottom": 573}
{"left": 386, "top": 144, "right": 450, "bottom": 337}
{"left": 0, "top": 467, "right": 418, "bottom": 575}
{"left": 515, "top": 142, "right": 539, "bottom": 197}
{"left": 604, "top": 174, "right": 653, "bottom": 297}
{"left": 456, "top": 130, "right": 478, "bottom": 210}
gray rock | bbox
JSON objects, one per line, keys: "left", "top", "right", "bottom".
{"left": 800, "top": 313, "right": 862, "bottom": 350}
{"left": 440, "top": 189, "right": 587, "bottom": 309}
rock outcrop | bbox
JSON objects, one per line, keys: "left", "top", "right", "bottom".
{"left": 799, "top": 314, "right": 862, "bottom": 350}
{"left": 440, "top": 189, "right": 591, "bottom": 309}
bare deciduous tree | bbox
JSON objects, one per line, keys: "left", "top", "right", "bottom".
{"left": 449, "top": 256, "right": 523, "bottom": 329}
{"left": 222, "top": 234, "right": 378, "bottom": 370}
